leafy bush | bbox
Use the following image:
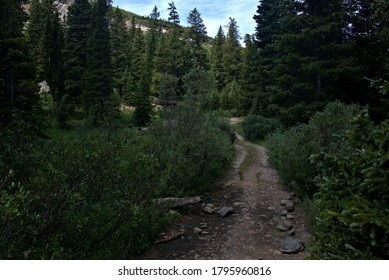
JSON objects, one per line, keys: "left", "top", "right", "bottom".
{"left": 266, "top": 102, "right": 362, "bottom": 198}
{"left": 311, "top": 111, "right": 389, "bottom": 259}
{"left": 242, "top": 115, "right": 282, "bottom": 141}
{"left": 0, "top": 107, "right": 234, "bottom": 259}
{"left": 0, "top": 128, "right": 166, "bottom": 259}
{"left": 149, "top": 105, "right": 234, "bottom": 196}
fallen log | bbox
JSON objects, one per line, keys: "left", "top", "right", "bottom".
{"left": 154, "top": 229, "right": 185, "bottom": 244}
{"left": 156, "top": 196, "right": 202, "bottom": 208}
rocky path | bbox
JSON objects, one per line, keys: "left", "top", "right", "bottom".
{"left": 139, "top": 120, "right": 311, "bottom": 260}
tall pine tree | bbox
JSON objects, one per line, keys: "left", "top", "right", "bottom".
{"left": 111, "top": 7, "right": 131, "bottom": 98}
{"left": 210, "top": 26, "right": 226, "bottom": 91}
{"left": 187, "top": 8, "right": 208, "bottom": 69}
{"left": 63, "top": 0, "right": 92, "bottom": 110}
{"left": 0, "top": 0, "right": 38, "bottom": 129}
{"left": 84, "top": 0, "right": 117, "bottom": 126}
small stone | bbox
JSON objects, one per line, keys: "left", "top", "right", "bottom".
{"left": 201, "top": 231, "right": 209, "bottom": 235}
{"left": 276, "top": 225, "right": 288, "bottom": 232}
{"left": 199, "top": 223, "right": 208, "bottom": 229}
{"left": 202, "top": 206, "right": 215, "bottom": 215}
{"left": 280, "top": 200, "right": 288, "bottom": 206}
{"left": 267, "top": 206, "right": 276, "bottom": 211}
{"left": 233, "top": 202, "right": 246, "bottom": 207}
{"left": 283, "top": 220, "right": 293, "bottom": 229}
{"left": 217, "top": 206, "right": 234, "bottom": 217}
{"left": 206, "top": 203, "right": 215, "bottom": 208}
{"left": 281, "top": 210, "right": 288, "bottom": 216}
{"left": 264, "top": 234, "right": 272, "bottom": 238}
{"left": 287, "top": 214, "right": 294, "bottom": 220}
{"left": 285, "top": 201, "right": 295, "bottom": 212}
{"left": 194, "top": 227, "right": 202, "bottom": 234}
{"left": 288, "top": 229, "right": 296, "bottom": 236}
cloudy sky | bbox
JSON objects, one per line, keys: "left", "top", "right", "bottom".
{"left": 112, "top": 0, "right": 259, "bottom": 38}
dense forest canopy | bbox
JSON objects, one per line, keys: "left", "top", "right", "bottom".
{"left": 0, "top": 0, "right": 388, "bottom": 259}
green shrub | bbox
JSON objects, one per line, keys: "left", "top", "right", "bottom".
{"left": 0, "top": 128, "right": 167, "bottom": 259}
{"left": 242, "top": 115, "right": 282, "bottom": 141}
{"left": 0, "top": 107, "right": 234, "bottom": 259}
{"left": 149, "top": 105, "right": 234, "bottom": 196}
{"left": 311, "top": 112, "right": 389, "bottom": 259}
{"left": 266, "top": 102, "right": 362, "bottom": 198}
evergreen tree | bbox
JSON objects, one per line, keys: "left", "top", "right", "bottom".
{"left": 0, "top": 0, "right": 39, "bottom": 129}
{"left": 63, "top": 0, "right": 92, "bottom": 110}
{"left": 251, "top": 0, "right": 283, "bottom": 116}
{"left": 26, "top": 0, "right": 46, "bottom": 81}
{"left": 187, "top": 8, "right": 208, "bottom": 69}
{"left": 150, "top": 5, "right": 160, "bottom": 20}
{"left": 168, "top": 2, "right": 180, "bottom": 25}
{"left": 133, "top": 28, "right": 156, "bottom": 126}
{"left": 240, "top": 34, "right": 258, "bottom": 115}
{"left": 154, "top": 5, "right": 191, "bottom": 97}
{"left": 84, "top": 0, "right": 117, "bottom": 126}
{"left": 343, "top": 0, "right": 389, "bottom": 121}
{"left": 125, "top": 23, "right": 144, "bottom": 105}
{"left": 210, "top": 26, "right": 226, "bottom": 91}
{"left": 27, "top": 0, "right": 65, "bottom": 106}
{"left": 222, "top": 18, "right": 242, "bottom": 86}
{"left": 111, "top": 7, "right": 131, "bottom": 98}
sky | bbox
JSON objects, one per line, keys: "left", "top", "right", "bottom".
{"left": 112, "top": 0, "right": 259, "bottom": 38}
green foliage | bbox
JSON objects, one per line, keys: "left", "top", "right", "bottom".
{"left": 242, "top": 115, "right": 282, "bottom": 141}
{"left": 183, "top": 68, "right": 217, "bottom": 109}
{"left": 149, "top": 106, "right": 234, "bottom": 196}
{"left": 266, "top": 102, "right": 362, "bottom": 198}
{"left": 0, "top": 107, "right": 233, "bottom": 259}
{"left": 63, "top": 0, "right": 91, "bottom": 108}
{"left": 0, "top": 0, "right": 40, "bottom": 129}
{"left": 84, "top": 0, "right": 118, "bottom": 126}
{"left": 311, "top": 111, "right": 389, "bottom": 259}
{"left": 0, "top": 128, "right": 159, "bottom": 259}
{"left": 156, "top": 74, "right": 179, "bottom": 105}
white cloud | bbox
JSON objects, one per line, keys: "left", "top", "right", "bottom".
{"left": 113, "top": 0, "right": 259, "bottom": 37}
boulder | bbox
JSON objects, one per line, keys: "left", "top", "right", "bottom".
{"left": 280, "top": 237, "right": 305, "bottom": 254}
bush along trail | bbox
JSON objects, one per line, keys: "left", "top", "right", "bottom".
{"left": 139, "top": 118, "right": 312, "bottom": 260}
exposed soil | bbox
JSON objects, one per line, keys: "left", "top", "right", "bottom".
{"left": 138, "top": 118, "right": 312, "bottom": 260}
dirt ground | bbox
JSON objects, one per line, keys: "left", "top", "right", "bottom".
{"left": 138, "top": 119, "right": 312, "bottom": 260}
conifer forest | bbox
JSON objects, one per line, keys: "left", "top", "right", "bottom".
{"left": 1, "top": 0, "right": 388, "bottom": 259}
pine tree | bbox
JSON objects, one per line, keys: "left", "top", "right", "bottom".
{"left": 150, "top": 5, "right": 160, "bottom": 20}
{"left": 153, "top": 5, "right": 191, "bottom": 97}
{"left": 168, "top": 2, "right": 180, "bottom": 25}
{"left": 111, "top": 7, "right": 131, "bottom": 98}
{"left": 222, "top": 18, "right": 242, "bottom": 86}
{"left": 26, "top": 0, "right": 46, "bottom": 81}
{"left": 250, "top": 0, "right": 283, "bottom": 116}
{"left": 187, "top": 8, "right": 208, "bottom": 69}
{"left": 125, "top": 23, "right": 144, "bottom": 105}
{"left": 84, "top": 0, "right": 117, "bottom": 126}
{"left": 133, "top": 27, "right": 156, "bottom": 126}
{"left": 63, "top": 0, "right": 92, "bottom": 109}
{"left": 240, "top": 34, "right": 258, "bottom": 115}
{"left": 0, "top": 0, "right": 39, "bottom": 129}
{"left": 210, "top": 26, "right": 226, "bottom": 91}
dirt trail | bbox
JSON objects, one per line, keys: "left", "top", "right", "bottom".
{"left": 139, "top": 118, "right": 311, "bottom": 260}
